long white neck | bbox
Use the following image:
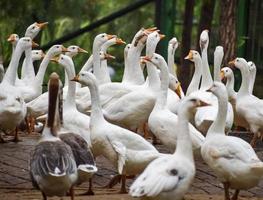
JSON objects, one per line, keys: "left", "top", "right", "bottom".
{"left": 207, "top": 88, "right": 228, "bottom": 137}
{"left": 21, "top": 47, "right": 35, "bottom": 81}
{"left": 35, "top": 52, "right": 52, "bottom": 86}
{"left": 88, "top": 79, "right": 106, "bottom": 126}
{"left": 122, "top": 43, "right": 145, "bottom": 85}
{"left": 167, "top": 46, "right": 177, "bottom": 77}
{"left": 200, "top": 48, "right": 213, "bottom": 89}
{"left": 146, "top": 43, "right": 160, "bottom": 90}
{"left": 225, "top": 73, "right": 235, "bottom": 99}
{"left": 92, "top": 42, "right": 104, "bottom": 85}
{"left": 186, "top": 57, "right": 202, "bottom": 96}
{"left": 213, "top": 50, "right": 223, "bottom": 82}
{"left": 100, "top": 59, "right": 111, "bottom": 84}
{"left": 154, "top": 60, "right": 169, "bottom": 110}
{"left": 175, "top": 106, "right": 193, "bottom": 161}
{"left": 3, "top": 44, "right": 24, "bottom": 85}
{"left": 249, "top": 69, "right": 256, "bottom": 95}
{"left": 237, "top": 65, "right": 250, "bottom": 96}
{"left": 64, "top": 59, "right": 77, "bottom": 110}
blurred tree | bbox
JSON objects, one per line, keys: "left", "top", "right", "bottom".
{"left": 219, "top": 0, "right": 237, "bottom": 65}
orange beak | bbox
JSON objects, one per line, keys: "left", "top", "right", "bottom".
{"left": 116, "top": 38, "right": 126, "bottom": 45}
{"left": 50, "top": 56, "right": 59, "bottom": 63}
{"left": 142, "top": 56, "right": 152, "bottom": 63}
{"left": 32, "top": 41, "right": 39, "bottom": 48}
{"left": 159, "top": 34, "right": 165, "bottom": 40}
{"left": 145, "top": 27, "right": 158, "bottom": 32}
{"left": 107, "top": 34, "right": 116, "bottom": 40}
{"left": 78, "top": 47, "right": 88, "bottom": 54}
{"left": 105, "top": 53, "right": 116, "bottom": 60}
{"left": 175, "top": 83, "right": 182, "bottom": 99}
{"left": 7, "top": 34, "right": 16, "bottom": 42}
{"left": 36, "top": 22, "right": 48, "bottom": 29}
{"left": 228, "top": 59, "right": 236, "bottom": 68}
{"left": 71, "top": 74, "right": 80, "bottom": 82}
{"left": 61, "top": 46, "right": 69, "bottom": 52}
{"left": 184, "top": 50, "right": 193, "bottom": 61}
{"left": 220, "top": 71, "right": 225, "bottom": 80}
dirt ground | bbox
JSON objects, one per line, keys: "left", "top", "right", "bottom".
{"left": 0, "top": 132, "right": 263, "bottom": 200}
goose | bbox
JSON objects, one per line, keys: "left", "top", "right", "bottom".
{"left": 26, "top": 44, "right": 69, "bottom": 117}
{"left": 0, "top": 37, "right": 34, "bottom": 142}
{"left": 72, "top": 71, "right": 163, "bottom": 193}
{"left": 248, "top": 61, "right": 256, "bottom": 95}
{"left": 229, "top": 58, "right": 263, "bottom": 147}
{"left": 99, "top": 37, "right": 126, "bottom": 84}
{"left": 187, "top": 45, "right": 233, "bottom": 134}
{"left": 220, "top": 67, "right": 236, "bottom": 103}
{"left": 146, "top": 53, "right": 204, "bottom": 155}
{"left": 130, "top": 96, "right": 208, "bottom": 200}
{"left": 25, "top": 22, "right": 48, "bottom": 39}
{"left": 52, "top": 54, "right": 97, "bottom": 195}
{"left": 0, "top": 57, "right": 4, "bottom": 83}
{"left": 30, "top": 72, "right": 77, "bottom": 200}
{"left": 201, "top": 81, "right": 263, "bottom": 200}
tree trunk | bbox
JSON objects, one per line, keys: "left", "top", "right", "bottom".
{"left": 220, "top": 0, "right": 237, "bottom": 65}
{"left": 196, "top": 0, "right": 216, "bottom": 49}
{"left": 179, "top": 0, "right": 195, "bottom": 92}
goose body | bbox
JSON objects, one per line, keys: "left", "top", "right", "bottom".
{"left": 30, "top": 73, "right": 77, "bottom": 199}
{"left": 201, "top": 82, "right": 263, "bottom": 199}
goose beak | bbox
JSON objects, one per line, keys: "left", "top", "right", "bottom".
{"left": 61, "top": 46, "right": 69, "bottom": 52}
{"left": 175, "top": 83, "right": 182, "bottom": 99}
{"left": 78, "top": 47, "right": 88, "bottom": 54}
{"left": 184, "top": 50, "right": 193, "bottom": 61}
{"left": 32, "top": 41, "right": 39, "bottom": 48}
{"left": 116, "top": 38, "right": 126, "bottom": 45}
{"left": 159, "top": 34, "right": 165, "bottom": 40}
{"left": 140, "top": 57, "right": 147, "bottom": 65}
{"left": 71, "top": 75, "right": 80, "bottom": 82}
{"left": 198, "top": 100, "right": 210, "bottom": 107}
{"left": 145, "top": 27, "right": 158, "bottom": 32}
{"left": 228, "top": 59, "right": 236, "bottom": 68}
{"left": 142, "top": 56, "right": 152, "bottom": 63}
{"left": 220, "top": 71, "right": 225, "bottom": 80}
{"left": 50, "top": 56, "right": 59, "bottom": 63}
{"left": 107, "top": 34, "right": 116, "bottom": 40}
{"left": 36, "top": 22, "right": 48, "bottom": 29}
{"left": 7, "top": 34, "right": 15, "bottom": 42}
{"left": 105, "top": 53, "right": 116, "bottom": 60}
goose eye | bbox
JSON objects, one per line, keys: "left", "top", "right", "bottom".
{"left": 32, "top": 26, "right": 35, "bottom": 30}
{"left": 226, "top": 70, "right": 228, "bottom": 72}
{"left": 72, "top": 47, "right": 75, "bottom": 49}
{"left": 155, "top": 57, "right": 158, "bottom": 59}
{"left": 36, "top": 52, "right": 38, "bottom": 54}
{"left": 236, "top": 59, "right": 239, "bottom": 62}
{"left": 195, "top": 52, "right": 197, "bottom": 55}
{"left": 56, "top": 46, "right": 59, "bottom": 48}
{"left": 102, "top": 35, "right": 105, "bottom": 38}
{"left": 16, "top": 97, "right": 21, "bottom": 102}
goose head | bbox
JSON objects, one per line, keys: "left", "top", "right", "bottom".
{"left": 168, "top": 37, "right": 179, "bottom": 54}
{"left": 71, "top": 71, "right": 97, "bottom": 87}
{"left": 51, "top": 54, "right": 73, "bottom": 69}
{"left": 200, "top": 29, "right": 209, "bottom": 51}
{"left": 7, "top": 34, "right": 19, "bottom": 46}
{"left": 168, "top": 73, "right": 182, "bottom": 98}
{"left": 248, "top": 61, "right": 256, "bottom": 73}
{"left": 25, "top": 22, "right": 48, "bottom": 39}
{"left": 228, "top": 57, "right": 249, "bottom": 72}
{"left": 46, "top": 45, "right": 69, "bottom": 57}
{"left": 206, "top": 81, "right": 228, "bottom": 100}
{"left": 17, "top": 37, "right": 39, "bottom": 51}
{"left": 214, "top": 46, "right": 224, "bottom": 62}
{"left": 146, "top": 31, "right": 165, "bottom": 55}
{"left": 101, "top": 37, "right": 126, "bottom": 52}
{"left": 66, "top": 45, "right": 88, "bottom": 58}
{"left": 94, "top": 33, "right": 116, "bottom": 49}
{"left": 32, "top": 50, "right": 45, "bottom": 61}
{"left": 184, "top": 50, "right": 201, "bottom": 63}
{"left": 133, "top": 27, "right": 157, "bottom": 46}
{"left": 220, "top": 67, "right": 233, "bottom": 80}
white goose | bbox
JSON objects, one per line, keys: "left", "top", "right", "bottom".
{"left": 229, "top": 58, "right": 263, "bottom": 146}
{"left": 0, "top": 58, "right": 4, "bottom": 83}
{"left": 72, "top": 71, "right": 162, "bottom": 193}
{"left": 146, "top": 53, "right": 204, "bottom": 154}
{"left": 30, "top": 72, "right": 77, "bottom": 199}
{"left": 0, "top": 37, "right": 33, "bottom": 142}
{"left": 201, "top": 82, "right": 263, "bottom": 200}
{"left": 220, "top": 67, "right": 236, "bottom": 103}
{"left": 130, "top": 96, "right": 207, "bottom": 200}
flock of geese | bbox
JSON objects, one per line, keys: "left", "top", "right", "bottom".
{"left": 0, "top": 22, "right": 263, "bottom": 200}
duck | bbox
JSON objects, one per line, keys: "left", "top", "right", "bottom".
{"left": 248, "top": 61, "right": 256, "bottom": 95}
{"left": 130, "top": 96, "right": 208, "bottom": 200}
{"left": 72, "top": 71, "right": 163, "bottom": 193}
{"left": 229, "top": 58, "right": 263, "bottom": 146}
{"left": 201, "top": 81, "right": 263, "bottom": 200}
{"left": 0, "top": 37, "right": 34, "bottom": 142}
{"left": 30, "top": 72, "right": 77, "bottom": 200}
{"left": 146, "top": 53, "right": 204, "bottom": 154}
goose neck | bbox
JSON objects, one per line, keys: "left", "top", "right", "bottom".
{"left": 207, "top": 92, "right": 227, "bottom": 137}
{"left": 186, "top": 58, "right": 202, "bottom": 96}
{"left": 249, "top": 69, "right": 256, "bottom": 95}
{"left": 200, "top": 49, "right": 213, "bottom": 89}
{"left": 92, "top": 45, "right": 103, "bottom": 84}
{"left": 168, "top": 47, "right": 177, "bottom": 77}
{"left": 226, "top": 74, "right": 235, "bottom": 98}
{"left": 64, "top": 59, "right": 76, "bottom": 109}
{"left": 21, "top": 47, "right": 34, "bottom": 80}
{"left": 35, "top": 52, "right": 52, "bottom": 85}
{"left": 238, "top": 67, "right": 250, "bottom": 96}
